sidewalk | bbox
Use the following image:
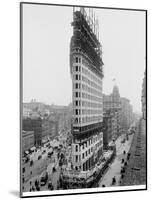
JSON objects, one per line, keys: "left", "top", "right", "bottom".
{"left": 99, "top": 134, "right": 133, "bottom": 187}
{"left": 120, "top": 119, "right": 146, "bottom": 186}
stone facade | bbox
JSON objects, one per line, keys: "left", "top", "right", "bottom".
{"left": 22, "top": 130, "right": 34, "bottom": 153}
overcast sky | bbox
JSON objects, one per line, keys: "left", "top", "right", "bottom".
{"left": 23, "top": 4, "right": 146, "bottom": 112}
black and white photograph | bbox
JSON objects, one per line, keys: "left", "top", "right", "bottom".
{"left": 20, "top": 2, "right": 147, "bottom": 197}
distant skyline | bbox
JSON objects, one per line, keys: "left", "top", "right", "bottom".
{"left": 23, "top": 4, "right": 146, "bottom": 112}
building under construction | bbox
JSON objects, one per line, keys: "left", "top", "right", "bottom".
{"left": 70, "top": 7, "right": 104, "bottom": 172}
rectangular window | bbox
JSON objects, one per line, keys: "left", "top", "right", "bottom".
{"left": 75, "top": 155, "right": 78, "bottom": 162}
{"left": 75, "top": 57, "right": 78, "bottom": 63}
{"left": 75, "top": 100, "right": 78, "bottom": 106}
{"left": 76, "top": 66, "right": 78, "bottom": 71}
{"left": 75, "top": 145, "right": 78, "bottom": 152}
{"left": 75, "top": 83, "right": 78, "bottom": 89}
{"left": 76, "top": 92, "right": 79, "bottom": 97}
{"left": 75, "top": 109, "right": 78, "bottom": 115}
{"left": 76, "top": 74, "right": 78, "bottom": 80}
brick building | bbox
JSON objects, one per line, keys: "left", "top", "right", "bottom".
{"left": 23, "top": 116, "right": 57, "bottom": 146}
{"left": 103, "top": 85, "right": 122, "bottom": 139}
{"left": 22, "top": 130, "right": 34, "bottom": 153}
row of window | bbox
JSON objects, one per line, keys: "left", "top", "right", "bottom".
{"left": 73, "top": 100, "right": 102, "bottom": 108}
{"left": 81, "top": 65, "right": 102, "bottom": 85}
{"left": 75, "top": 136, "right": 102, "bottom": 152}
{"left": 75, "top": 148, "right": 92, "bottom": 162}
{"left": 74, "top": 56, "right": 81, "bottom": 63}
{"left": 74, "top": 74, "right": 81, "bottom": 81}
{"left": 74, "top": 132, "right": 102, "bottom": 144}
{"left": 82, "top": 148, "right": 92, "bottom": 159}
{"left": 75, "top": 141, "right": 103, "bottom": 162}
{"left": 74, "top": 115, "right": 102, "bottom": 124}
{"left": 73, "top": 82, "right": 102, "bottom": 97}
{"left": 74, "top": 109, "right": 102, "bottom": 115}
{"left": 74, "top": 65, "right": 81, "bottom": 72}
{"left": 82, "top": 83, "right": 101, "bottom": 97}
{"left": 73, "top": 73, "right": 102, "bottom": 91}
{"left": 74, "top": 92, "right": 102, "bottom": 102}
{"left": 72, "top": 64, "right": 102, "bottom": 86}
{"left": 81, "top": 75, "right": 102, "bottom": 91}
{"left": 82, "top": 58, "right": 101, "bottom": 84}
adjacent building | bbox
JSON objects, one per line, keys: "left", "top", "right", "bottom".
{"left": 141, "top": 71, "right": 146, "bottom": 120}
{"left": 23, "top": 107, "right": 32, "bottom": 117}
{"left": 103, "top": 85, "right": 121, "bottom": 111}
{"left": 23, "top": 115, "right": 57, "bottom": 146}
{"left": 48, "top": 114, "right": 59, "bottom": 139}
{"left": 121, "top": 97, "right": 134, "bottom": 133}
{"left": 103, "top": 85, "right": 122, "bottom": 139}
{"left": 23, "top": 116, "right": 43, "bottom": 146}
{"left": 23, "top": 101, "right": 73, "bottom": 146}
{"left": 102, "top": 110, "right": 118, "bottom": 149}
{"left": 22, "top": 130, "right": 34, "bottom": 153}
{"left": 103, "top": 85, "right": 135, "bottom": 143}
{"left": 70, "top": 8, "right": 104, "bottom": 171}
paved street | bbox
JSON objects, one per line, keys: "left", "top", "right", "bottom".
{"left": 22, "top": 121, "right": 144, "bottom": 192}
{"left": 22, "top": 140, "right": 62, "bottom": 192}
{"left": 99, "top": 133, "right": 134, "bottom": 187}
{"left": 23, "top": 132, "right": 135, "bottom": 191}
{"left": 50, "top": 166, "right": 61, "bottom": 189}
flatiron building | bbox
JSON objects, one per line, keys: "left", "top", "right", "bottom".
{"left": 70, "top": 8, "right": 104, "bottom": 171}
